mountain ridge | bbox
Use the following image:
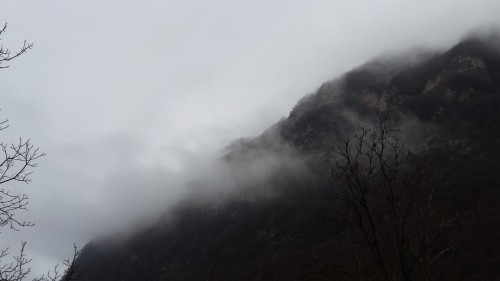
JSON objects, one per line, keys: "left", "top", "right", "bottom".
{"left": 73, "top": 34, "right": 500, "bottom": 281}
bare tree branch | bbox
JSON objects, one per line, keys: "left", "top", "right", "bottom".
{"left": 33, "top": 244, "right": 85, "bottom": 281}
{"left": 0, "top": 24, "right": 83, "bottom": 281}
{"left": 0, "top": 23, "right": 33, "bottom": 69}
{"left": 0, "top": 242, "right": 32, "bottom": 281}
{"left": 327, "top": 105, "right": 475, "bottom": 281}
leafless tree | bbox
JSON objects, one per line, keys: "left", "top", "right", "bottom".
{"left": 0, "top": 122, "right": 45, "bottom": 230}
{"left": 33, "top": 245, "right": 85, "bottom": 281}
{"left": 0, "top": 117, "right": 84, "bottom": 281}
{"left": 327, "top": 108, "right": 474, "bottom": 281}
{"left": 0, "top": 23, "right": 83, "bottom": 281}
{"left": 0, "top": 242, "right": 84, "bottom": 281}
{"left": 0, "top": 23, "right": 41, "bottom": 231}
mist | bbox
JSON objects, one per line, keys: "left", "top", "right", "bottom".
{"left": 1, "top": 0, "right": 500, "bottom": 277}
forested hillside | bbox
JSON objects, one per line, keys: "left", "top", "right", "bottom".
{"left": 74, "top": 33, "right": 500, "bottom": 281}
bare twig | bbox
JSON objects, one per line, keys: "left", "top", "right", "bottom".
{"left": 0, "top": 23, "right": 33, "bottom": 69}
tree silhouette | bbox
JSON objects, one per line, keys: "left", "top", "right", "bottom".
{"left": 327, "top": 108, "right": 474, "bottom": 281}
{"left": 0, "top": 23, "right": 83, "bottom": 281}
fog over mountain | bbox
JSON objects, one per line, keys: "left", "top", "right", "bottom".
{"left": 73, "top": 31, "right": 500, "bottom": 280}
{"left": 1, "top": 0, "right": 500, "bottom": 278}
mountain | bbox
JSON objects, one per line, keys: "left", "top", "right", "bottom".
{"left": 73, "top": 33, "right": 500, "bottom": 281}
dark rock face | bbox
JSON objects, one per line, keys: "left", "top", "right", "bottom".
{"left": 75, "top": 36, "right": 500, "bottom": 281}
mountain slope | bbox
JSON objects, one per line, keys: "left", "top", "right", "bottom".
{"left": 74, "top": 34, "right": 500, "bottom": 281}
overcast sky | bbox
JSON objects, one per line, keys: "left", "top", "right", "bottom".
{"left": 1, "top": 0, "right": 500, "bottom": 276}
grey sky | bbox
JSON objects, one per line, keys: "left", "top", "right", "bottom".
{"left": 1, "top": 0, "right": 500, "bottom": 276}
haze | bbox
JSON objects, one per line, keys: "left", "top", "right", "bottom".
{"left": 1, "top": 0, "right": 499, "bottom": 276}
